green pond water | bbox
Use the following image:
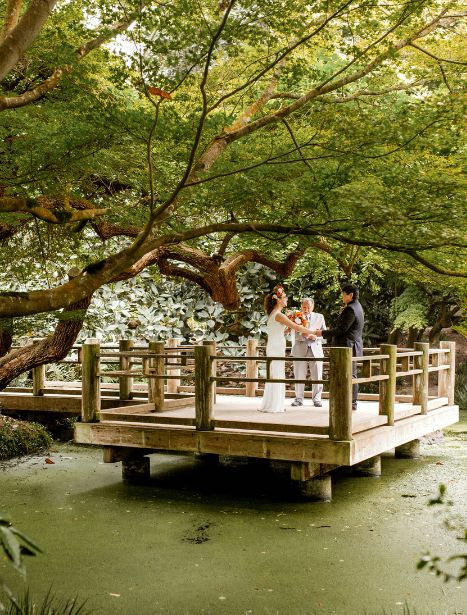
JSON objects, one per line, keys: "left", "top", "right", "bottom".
{"left": 1, "top": 418, "right": 466, "bottom": 615}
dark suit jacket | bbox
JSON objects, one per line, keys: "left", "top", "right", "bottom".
{"left": 322, "top": 300, "right": 364, "bottom": 356}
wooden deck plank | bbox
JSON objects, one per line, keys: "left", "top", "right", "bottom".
{"left": 74, "top": 395, "right": 459, "bottom": 467}
{"left": 99, "top": 395, "right": 401, "bottom": 434}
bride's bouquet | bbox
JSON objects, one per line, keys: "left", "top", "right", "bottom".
{"left": 287, "top": 310, "right": 308, "bottom": 327}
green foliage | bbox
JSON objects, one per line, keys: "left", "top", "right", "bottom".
{"left": 417, "top": 485, "right": 467, "bottom": 583}
{"left": 4, "top": 589, "right": 89, "bottom": 615}
{"left": 0, "top": 417, "right": 52, "bottom": 461}
{"left": 390, "top": 287, "right": 430, "bottom": 333}
{"left": 0, "top": 517, "right": 89, "bottom": 614}
{"left": 0, "top": 0, "right": 465, "bottom": 390}
{"left": 0, "top": 517, "right": 41, "bottom": 577}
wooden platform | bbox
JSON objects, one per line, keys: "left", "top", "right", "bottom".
{"left": 74, "top": 394, "right": 459, "bottom": 467}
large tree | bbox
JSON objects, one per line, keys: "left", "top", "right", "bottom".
{"left": 0, "top": 0, "right": 465, "bottom": 385}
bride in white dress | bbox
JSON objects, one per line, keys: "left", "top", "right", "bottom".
{"left": 259, "top": 286, "right": 315, "bottom": 413}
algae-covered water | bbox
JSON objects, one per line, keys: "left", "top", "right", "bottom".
{"left": 1, "top": 420, "right": 466, "bottom": 615}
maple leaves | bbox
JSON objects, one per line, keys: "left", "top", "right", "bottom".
{"left": 147, "top": 86, "right": 172, "bottom": 100}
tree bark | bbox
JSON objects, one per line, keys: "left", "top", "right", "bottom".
{"left": 0, "top": 295, "right": 91, "bottom": 390}
{"left": 0, "top": 0, "right": 23, "bottom": 43}
{"left": 0, "top": 323, "right": 13, "bottom": 357}
{"left": 0, "top": 0, "right": 58, "bottom": 82}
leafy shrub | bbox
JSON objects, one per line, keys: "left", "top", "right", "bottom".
{"left": 455, "top": 362, "right": 467, "bottom": 412}
{"left": 0, "top": 417, "right": 52, "bottom": 460}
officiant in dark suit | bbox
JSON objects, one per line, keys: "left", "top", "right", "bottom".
{"left": 312, "top": 283, "right": 364, "bottom": 410}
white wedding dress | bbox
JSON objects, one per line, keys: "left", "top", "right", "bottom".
{"left": 259, "top": 309, "right": 286, "bottom": 413}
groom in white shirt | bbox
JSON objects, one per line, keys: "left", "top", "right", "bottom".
{"left": 291, "top": 298, "right": 326, "bottom": 407}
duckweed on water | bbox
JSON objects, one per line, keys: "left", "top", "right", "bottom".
{"left": 0, "top": 416, "right": 52, "bottom": 460}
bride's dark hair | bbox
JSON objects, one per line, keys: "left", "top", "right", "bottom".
{"left": 264, "top": 285, "right": 284, "bottom": 315}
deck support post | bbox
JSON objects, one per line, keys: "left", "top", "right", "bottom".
{"left": 413, "top": 342, "right": 429, "bottom": 414}
{"left": 379, "top": 344, "right": 397, "bottom": 425}
{"left": 329, "top": 347, "right": 353, "bottom": 440}
{"left": 352, "top": 455, "right": 381, "bottom": 477}
{"left": 122, "top": 456, "right": 150, "bottom": 482}
{"left": 245, "top": 339, "right": 258, "bottom": 397}
{"left": 195, "top": 344, "right": 215, "bottom": 430}
{"left": 395, "top": 439, "right": 420, "bottom": 459}
{"left": 119, "top": 339, "right": 134, "bottom": 400}
{"left": 439, "top": 341, "right": 456, "bottom": 404}
{"left": 166, "top": 338, "right": 182, "bottom": 394}
{"left": 290, "top": 463, "right": 332, "bottom": 501}
{"left": 81, "top": 338, "right": 100, "bottom": 422}
{"left": 148, "top": 340, "right": 165, "bottom": 411}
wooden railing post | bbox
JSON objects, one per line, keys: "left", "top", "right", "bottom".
{"left": 361, "top": 357, "right": 371, "bottom": 380}
{"left": 31, "top": 338, "right": 45, "bottom": 396}
{"left": 166, "top": 337, "right": 182, "bottom": 394}
{"left": 413, "top": 342, "right": 429, "bottom": 414}
{"left": 329, "top": 347, "right": 353, "bottom": 440}
{"left": 119, "top": 339, "right": 134, "bottom": 400}
{"left": 379, "top": 344, "right": 397, "bottom": 425}
{"left": 32, "top": 365, "right": 46, "bottom": 396}
{"left": 81, "top": 338, "right": 101, "bottom": 422}
{"left": 203, "top": 340, "right": 217, "bottom": 402}
{"left": 195, "top": 344, "right": 215, "bottom": 430}
{"left": 148, "top": 340, "right": 165, "bottom": 411}
{"left": 245, "top": 338, "right": 258, "bottom": 397}
{"left": 440, "top": 341, "right": 456, "bottom": 404}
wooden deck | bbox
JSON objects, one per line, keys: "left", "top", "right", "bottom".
{"left": 75, "top": 394, "right": 459, "bottom": 468}
{"left": 3, "top": 338, "right": 459, "bottom": 500}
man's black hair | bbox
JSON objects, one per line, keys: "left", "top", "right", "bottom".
{"left": 341, "top": 283, "right": 359, "bottom": 300}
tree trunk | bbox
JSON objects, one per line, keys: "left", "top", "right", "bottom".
{"left": 0, "top": 296, "right": 91, "bottom": 390}
{"left": 407, "top": 327, "right": 422, "bottom": 348}
{"left": 387, "top": 328, "right": 401, "bottom": 345}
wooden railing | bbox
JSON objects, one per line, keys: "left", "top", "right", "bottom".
{"left": 79, "top": 338, "right": 456, "bottom": 443}
{"left": 10, "top": 336, "right": 454, "bottom": 440}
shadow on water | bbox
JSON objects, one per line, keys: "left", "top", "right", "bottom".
{"left": 82, "top": 448, "right": 451, "bottom": 512}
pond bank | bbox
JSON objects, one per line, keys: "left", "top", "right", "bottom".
{"left": 1, "top": 417, "right": 466, "bottom": 615}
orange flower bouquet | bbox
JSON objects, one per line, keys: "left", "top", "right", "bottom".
{"left": 287, "top": 310, "right": 308, "bottom": 327}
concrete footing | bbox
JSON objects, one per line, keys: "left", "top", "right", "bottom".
{"left": 352, "top": 455, "right": 382, "bottom": 477}
{"left": 395, "top": 439, "right": 421, "bottom": 459}
{"left": 295, "top": 475, "right": 332, "bottom": 502}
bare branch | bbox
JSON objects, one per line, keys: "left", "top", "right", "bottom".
{"left": 410, "top": 42, "right": 467, "bottom": 66}
{"left": 0, "top": 65, "right": 72, "bottom": 110}
{"left": 0, "top": 196, "right": 106, "bottom": 224}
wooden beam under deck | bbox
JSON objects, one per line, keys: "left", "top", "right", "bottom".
{"left": 349, "top": 405, "right": 459, "bottom": 464}
{"left": 74, "top": 403, "right": 458, "bottom": 467}
{"left": 0, "top": 393, "right": 149, "bottom": 413}
{"left": 75, "top": 421, "right": 352, "bottom": 465}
